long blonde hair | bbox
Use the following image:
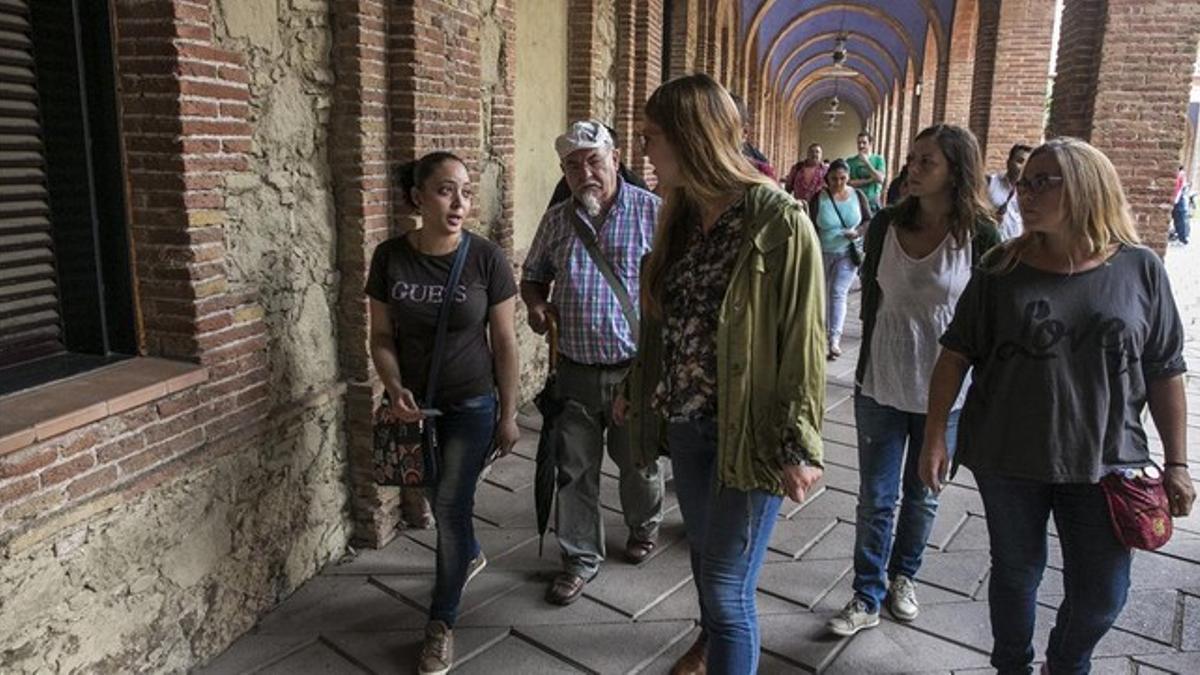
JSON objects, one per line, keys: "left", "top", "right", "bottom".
{"left": 987, "top": 137, "right": 1141, "bottom": 272}
{"left": 641, "top": 73, "right": 774, "bottom": 319}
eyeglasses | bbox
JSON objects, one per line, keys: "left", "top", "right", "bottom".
{"left": 1015, "top": 175, "right": 1064, "bottom": 196}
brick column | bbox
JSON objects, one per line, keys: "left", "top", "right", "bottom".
{"left": 331, "top": 0, "right": 396, "bottom": 547}
{"left": 969, "top": 0, "right": 1055, "bottom": 170}
{"left": 917, "top": 30, "right": 938, "bottom": 131}
{"left": 944, "top": 0, "right": 978, "bottom": 127}
{"left": 1051, "top": 0, "right": 1200, "bottom": 252}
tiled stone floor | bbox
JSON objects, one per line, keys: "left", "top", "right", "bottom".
{"left": 199, "top": 241, "right": 1200, "bottom": 674}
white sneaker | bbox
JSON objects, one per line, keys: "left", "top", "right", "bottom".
{"left": 827, "top": 597, "right": 880, "bottom": 637}
{"left": 888, "top": 575, "right": 919, "bottom": 621}
{"left": 464, "top": 551, "right": 487, "bottom": 588}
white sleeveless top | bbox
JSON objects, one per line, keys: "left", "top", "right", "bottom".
{"left": 860, "top": 227, "right": 972, "bottom": 414}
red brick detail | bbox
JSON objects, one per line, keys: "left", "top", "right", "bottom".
{"left": 970, "top": 0, "right": 1056, "bottom": 170}
{"left": 944, "top": 0, "right": 979, "bottom": 127}
{"left": 918, "top": 26, "right": 939, "bottom": 132}
{"left": 567, "top": 0, "right": 603, "bottom": 122}
{"left": 1047, "top": 0, "right": 1107, "bottom": 139}
{"left": 667, "top": 0, "right": 699, "bottom": 81}
{"left": 1078, "top": 0, "right": 1200, "bottom": 252}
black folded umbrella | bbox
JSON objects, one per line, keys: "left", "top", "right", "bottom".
{"left": 534, "top": 318, "right": 562, "bottom": 556}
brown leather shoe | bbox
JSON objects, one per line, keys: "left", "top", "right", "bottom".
{"left": 670, "top": 634, "right": 706, "bottom": 675}
{"left": 624, "top": 536, "right": 658, "bottom": 564}
{"left": 545, "top": 572, "right": 588, "bottom": 606}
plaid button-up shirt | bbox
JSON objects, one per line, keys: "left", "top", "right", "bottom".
{"left": 522, "top": 179, "right": 660, "bottom": 365}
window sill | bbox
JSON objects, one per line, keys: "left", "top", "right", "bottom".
{"left": 0, "top": 357, "right": 208, "bottom": 456}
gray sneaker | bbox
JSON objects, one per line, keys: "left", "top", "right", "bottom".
{"left": 887, "top": 575, "right": 919, "bottom": 621}
{"left": 464, "top": 551, "right": 487, "bottom": 588}
{"left": 827, "top": 598, "right": 881, "bottom": 637}
{"left": 418, "top": 620, "right": 453, "bottom": 675}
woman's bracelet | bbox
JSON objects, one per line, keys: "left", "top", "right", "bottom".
{"left": 1164, "top": 462, "right": 1189, "bottom": 470}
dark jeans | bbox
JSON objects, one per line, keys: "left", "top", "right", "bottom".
{"left": 427, "top": 393, "right": 496, "bottom": 626}
{"left": 1172, "top": 198, "right": 1190, "bottom": 244}
{"left": 975, "top": 473, "right": 1132, "bottom": 675}
{"left": 852, "top": 393, "right": 959, "bottom": 611}
{"left": 668, "top": 419, "right": 782, "bottom": 674}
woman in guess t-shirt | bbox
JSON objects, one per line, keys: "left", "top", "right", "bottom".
{"left": 366, "top": 151, "right": 519, "bottom": 675}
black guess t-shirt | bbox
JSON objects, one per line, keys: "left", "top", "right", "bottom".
{"left": 365, "top": 232, "right": 517, "bottom": 406}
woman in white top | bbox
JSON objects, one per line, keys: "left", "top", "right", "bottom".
{"left": 828, "top": 124, "right": 999, "bottom": 637}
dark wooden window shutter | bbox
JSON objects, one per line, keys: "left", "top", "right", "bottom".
{"left": 0, "top": 0, "right": 63, "bottom": 369}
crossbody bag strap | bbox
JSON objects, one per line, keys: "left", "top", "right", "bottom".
{"left": 569, "top": 211, "right": 639, "bottom": 337}
{"left": 423, "top": 233, "right": 472, "bottom": 407}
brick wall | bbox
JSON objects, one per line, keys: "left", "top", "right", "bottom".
{"left": 0, "top": 0, "right": 273, "bottom": 535}
{"left": 331, "top": 0, "right": 394, "bottom": 547}
{"left": 968, "top": 0, "right": 1000, "bottom": 153}
{"left": 1083, "top": 0, "right": 1200, "bottom": 252}
{"left": 944, "top": 0, "right": 978, "bottom": 127}
{"left": 976, "top": 0, "right": 1056, "bottom": 171}
{"left": 667, "top": 0, "right": 698, "bottom": 80}
{"left": 918, "top": 28, "right": 938, "bottom": 131}
{"left": 1047, "top": 0, "right": 1106, "bottom": 139}
{"left": 630, "top": 0, "right": 664, "bottom": 180}
{"left": 892, "top": 63, "right": 913, "bottom": 174}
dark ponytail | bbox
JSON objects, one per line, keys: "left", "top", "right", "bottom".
{"left": 396, "top": 151, "right": 465, "bottom": 208}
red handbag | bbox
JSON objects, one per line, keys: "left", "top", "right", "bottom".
{"left": 1098, "top": 466, "right": 1173, "bottom": 550}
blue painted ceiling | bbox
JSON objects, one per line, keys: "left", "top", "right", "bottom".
{"left": 740, "top": 0, "right": 956, "bottom": 119}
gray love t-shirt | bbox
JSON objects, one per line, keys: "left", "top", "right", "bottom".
{"left": 365, "top": 232, "right": 517, "bottom": 406}
{"left": 940, "top": 245, "right": 1186, "bottom": 483}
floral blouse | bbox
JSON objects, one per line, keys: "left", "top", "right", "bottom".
{"left": 653, "top": 199, "right": 746, "bottom": 422}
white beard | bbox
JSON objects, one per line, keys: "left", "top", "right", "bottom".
{"left": 578, "top": 191, "right": 602, "bottom": 218}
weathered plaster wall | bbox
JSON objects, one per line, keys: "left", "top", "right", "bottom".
{"left": 799, "top": 100, "right": 865, "bottom": 162}
{"left": 216, "top": 0, "right": 340, "bottom": 405}
{"left": 513, "top": 0, "right": 568, "bottom": 256}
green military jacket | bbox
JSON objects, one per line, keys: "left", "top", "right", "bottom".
{"left": 627, "top": 183, "right": 826, "bottom": 496}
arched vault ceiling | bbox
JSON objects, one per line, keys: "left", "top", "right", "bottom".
{"left": 796, "top": 81, "right": 873, "bottom": 121}
{"left": 741, "top": 0, "right": 954, "bottom": 120}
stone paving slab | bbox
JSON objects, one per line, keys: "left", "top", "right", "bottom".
{"left": 200, "top": 251, "right": 1200, "bottom": 674}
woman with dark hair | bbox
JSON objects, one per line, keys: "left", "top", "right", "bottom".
{"left": 922, "top": 138, "right": 1193, "bottom": 674}
{"left": 810, "top": 158, "right": 870, "bottom": 359}
{"left": 366, "top": 152, "right": 520, "bottom": 675}
{"left": 621, "top": 73, "right": 826, "bottom": 674}
{"left": 828, "top": 124, "right": 999, "bottom": 637}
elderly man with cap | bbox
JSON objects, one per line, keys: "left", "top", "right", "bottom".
{"left": 522, "top": 120, "right": 665, "bottom": 606}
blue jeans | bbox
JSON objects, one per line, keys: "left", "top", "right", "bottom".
{"left": 426, "top": 394, "right": 496, "bottom": 626}
{"left": 852, "top": 393, "right": 959, "bottom": 612}
{"left": 823, "top": 251, "right": 856, "bottom": 343}
{"left": 668, "top": 419, "right": 782, "bottom": 674}
{"left": 1172, "top": 198, "right": 1190, "bottom": 244}
{"left": 975, "top": 473, "right": 1132, "bottom": 675}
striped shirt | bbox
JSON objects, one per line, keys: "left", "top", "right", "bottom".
{"left": 522, "top": 179, "right": 660, "bottom": 365}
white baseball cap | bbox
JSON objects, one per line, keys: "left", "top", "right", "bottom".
{"left": 555, "top": 120, "right": 614, "bottom": 161}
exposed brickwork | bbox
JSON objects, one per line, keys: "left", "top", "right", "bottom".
{"left": 968, "top": 0, "right": 1000, "bottom": 152}
{"left": 944, "top": 0, "right": 979, "bottom": 127}
{"left": 329, "top": 0, "right": 395, "bottom": 547}
{"left": 974, "top": 0, "right": 1056, "bottom": 170}
{"left": 892, "top": 63, "right": 914, "bottom": 176}
{"left": 0, "top": 1, "right": 274, "bottom": 539}
{"left": 1081, "top": 0, "right": 1200, "bottom": 252}
{"left": 1047, "top": 0, "right": 1106, "bottom": 139}
{"left": 630, "top": 0, "right": 664, "bottom": 180}
{"left": 918, "top": 27, "right": 938, "bottom": 131}
{"left": 667, "top": 0, "right": 698, "bottom": 80}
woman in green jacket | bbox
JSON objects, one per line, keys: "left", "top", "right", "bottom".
{"left": 618, "top": 73, "right": 826, "bottom": 674}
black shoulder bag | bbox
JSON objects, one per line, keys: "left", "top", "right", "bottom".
{"left": 372, "top": 234, "right": 473, "bottom": 487}
{"left": 568, "top": 212, "right": 638, "bottom": 337}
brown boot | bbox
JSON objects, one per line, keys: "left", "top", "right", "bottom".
{"left": 670, "top": 633, "right": 706, "bottom": 675}
{"left": 401, "top": 488, "right": 434, "bottom": 529}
